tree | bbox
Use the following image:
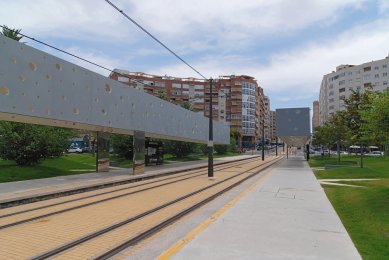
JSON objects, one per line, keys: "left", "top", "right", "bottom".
{"left": 230, "top": 129, "right": 242, "bottom": 151}
{"left": 343, "top": 88, "right": 374, "bottom": 145}
{"left": 360, "top": 89, "right": 389, "bottom": 155}
{"left": 1, "top": 25, "right": 23, "bottom": 41}
{"left": 164, "top": 140, "right": 195, "bottom": 158}
{"left": 214, "top": 144, "right": 228, "bottom": 154}
{"left": 0, "top": 122, "right": 71, "bottom": 165}
{"left": 111, "top": 134, "right": 133, "bottom": 160}
{"left": 312, "top": 123, "right": 336, "bottom": 157}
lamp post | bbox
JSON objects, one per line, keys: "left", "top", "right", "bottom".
{"left": 208, "top": 78, "right": 214, "bottom": 178}
{"left": 262, "top": 117, "right": 265, "bottom": 161}
{"left": 275, "top": 137, "right": 278, "bottom": 156}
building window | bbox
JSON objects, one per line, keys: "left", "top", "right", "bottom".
{"left": 383, "top": 64, "right": 388, "bottom": 68}
{"left": 172, "top": 83, "right": 181, "bottom": 88}
{"left": 117, "top": 76, "right": 129, "bottom": 83}
{"left": 375, "top": 74, "right": 380, "bottom": 78}
{"left": 383, "top": 72, "right": 388, "bottom": 77}
{"left": 329, "top": 98, "right": 334, "bottom": 103}
{"left": 364, "top": 83, "right": 372, "bottom": 88}
{"left": 363, "top": 74, "right": 370, "bottom": 80}
{"left": 356, "top": 77, "right": 361, "bottom": 82}
{"left": 375, "top": 82, "right": 380, "bottom": 86}
{"left": 339, "top": 88, "right": 346, "bottom": 93}
{"left": 329, "top": 105, "right": 334, "bottom": 110}
{"left": 329, "top": 83, "right": 333, "bottom": 89}
{"left": 339, "top": 80, "right": 345, "bottom": 85}
{"left": 348, "top": 79, "right": 353, "bottom": 83}
{"left": 155, "top": 81, "right": 165, "bottom": 87}
{"left": 329, "top": 91, "right": 334, "bottom": 96}
{"left": 375, "top": 66, "right": 379, "bottom": 70}
{"left": 363, "top": 66, "right": 371, "bottom": 72}
{"left": 348, "top": 86, "right": 353, "bottom": 91}
{"left": 348, "top": 71, "right": 353, "bottom": 76}
{"left": 384, "top": 81, "right": 388, "bottom": 86}
{"left": 339, "top": 95, "right": 345, "bottom": 100}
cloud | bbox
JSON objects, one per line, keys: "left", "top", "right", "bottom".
{"left": 1, "top": 0, "right": 385, "bottom": 110}
{"left": 0, "top": 0, "right": 142, "bottom": 43}
{"left": 1, "top": 0, "right": 367, "bottom": 53}
{"left": 146, "top": 16, "right": 389, "bottom": 107}
{"left": 378, "top": 0, "right": 389, "bottom": 13}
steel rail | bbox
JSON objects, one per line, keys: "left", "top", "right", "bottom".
{"left": 0, "top": 156, "right": 262, "bottom": 209}
{"left": 31, "top": 157, "right": 283, "bottom": 260}
{"left": 0, "top": 157, "right": 262, "bottom": 229}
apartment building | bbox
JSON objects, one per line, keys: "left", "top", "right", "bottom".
{"left": 109, "top": 70, "right": 266, "bottom": 145}
{"left": 312, "top": 100, "right": 319, "bottom": 130}
{"left": 319, "top": 56, "right": 389, "bottom": 124}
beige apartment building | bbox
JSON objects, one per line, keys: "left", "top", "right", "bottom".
{"left": 319, "top": 56, "right": 389, "bottom": 125}
{"left": 109, "top": 70, "right": 266, "bottom": 146}
{"left": 312, "top": 100, "right": 319, "bottom": 130}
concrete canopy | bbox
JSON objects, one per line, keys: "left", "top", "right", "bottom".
{"left": 276, "top": 108, "right": 310, "bottom": 147}
{"left": 0, "top": 35, "right": 229, "bottom": 144}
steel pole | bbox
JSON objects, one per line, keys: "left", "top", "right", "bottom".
{"left": 262, "top": 120, "right": 265, "bottom": 161}
{"left": 276, "top": 139, "right": 278, "bottom": 156}
{"left": 208, "top": 78, "right": 214, "bottom": 177}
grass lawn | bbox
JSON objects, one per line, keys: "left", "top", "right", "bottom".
{"left": 0, "top": 151, "right": 243, "bottom": 183}
{"left": 109, "top": 154, "right": 132, "bottom": 168}
{"left": 0, "top": 153, "right": 96, "bottom": 183}
{"left": 309, "top": 155, "right": 389, "bottom": 259}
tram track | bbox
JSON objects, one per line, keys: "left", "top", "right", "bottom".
{"left": 0, "top": 157, "right": 261, "bottom": 230}
{"left": 0, "top": 155, "right": 263, "bottom": 209}
{"left": 0, "top": 156, "right": 282, "bottom": 260}
{"left": 37, "top": 157, "right": 282, "bottom": 259}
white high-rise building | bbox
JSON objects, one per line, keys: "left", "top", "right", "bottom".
{"left": 319, "top": 56, "right": 389, "bottom": 125}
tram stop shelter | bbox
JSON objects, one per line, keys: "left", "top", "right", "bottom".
{"left": 0, "top": 34, "right": 230, "bottom": 174}
{"left": 275, "top": 108, "right": 311, "bottom": 148}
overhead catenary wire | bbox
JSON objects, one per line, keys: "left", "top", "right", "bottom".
{"left": 104, "top": 0, "right": 208, "bottom": 80}
{"left": 0, "top": 24, "right": 156, "bottom": 89}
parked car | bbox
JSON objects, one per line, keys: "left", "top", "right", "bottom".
{"left": 67, "top": 147, "right": 82, "bottom": 153}
{"left": 81, "top": 147, "right": 90, "bottom": 153}
{"left": 366, "top": 151, "right": 384, "bottom": 156}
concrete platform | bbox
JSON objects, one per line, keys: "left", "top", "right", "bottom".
{"left": 0, "top": 154, "right": 260, "bottom": 205}
{"left": 159, "top": 156, "right": 361, "bottom": 260}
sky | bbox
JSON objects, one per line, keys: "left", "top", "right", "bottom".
{"left": 1, "top": 0, "right": 389, "bottom": 111}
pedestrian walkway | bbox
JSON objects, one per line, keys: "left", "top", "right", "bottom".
{"left": 0, "top": 154, "right": 259, "bottom": 205}
{"left": 162, "top": 156, "right": 361, "bottom": 260}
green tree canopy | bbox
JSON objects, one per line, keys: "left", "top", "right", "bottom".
{"left": 0, "top": 122, "right": 72, "bottom": 165}
{"left": 1, "top": 25, "right": 23, "bottom": 41}
{"left": 360, "top": 89, "right": 389, "bottom": 153}
{"left": 111, "top": 134, "right": 133, "bottom": 160}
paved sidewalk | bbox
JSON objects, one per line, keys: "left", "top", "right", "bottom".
{"left": 169, "top": 156, "right": 361, "bottom": 259}
{"left": 0, "top": 154, "right": 259, "bottom": 204}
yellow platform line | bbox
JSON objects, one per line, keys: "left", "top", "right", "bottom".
{"left": 157, "top": 167, "right": 275, "bottom": 260}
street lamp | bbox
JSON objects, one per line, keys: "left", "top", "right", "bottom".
{"left": 208, "top": 78, "right": 214, "bottom": 178}
{"left": 262, "top": 116, "right": 265, "bottom": 161}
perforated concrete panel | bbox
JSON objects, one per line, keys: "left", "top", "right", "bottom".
{"left": 0, "top": 35, "right": 229, "bottom": 144}
{"left": 276, "top": 108, "right": 310, "bottom": 147}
